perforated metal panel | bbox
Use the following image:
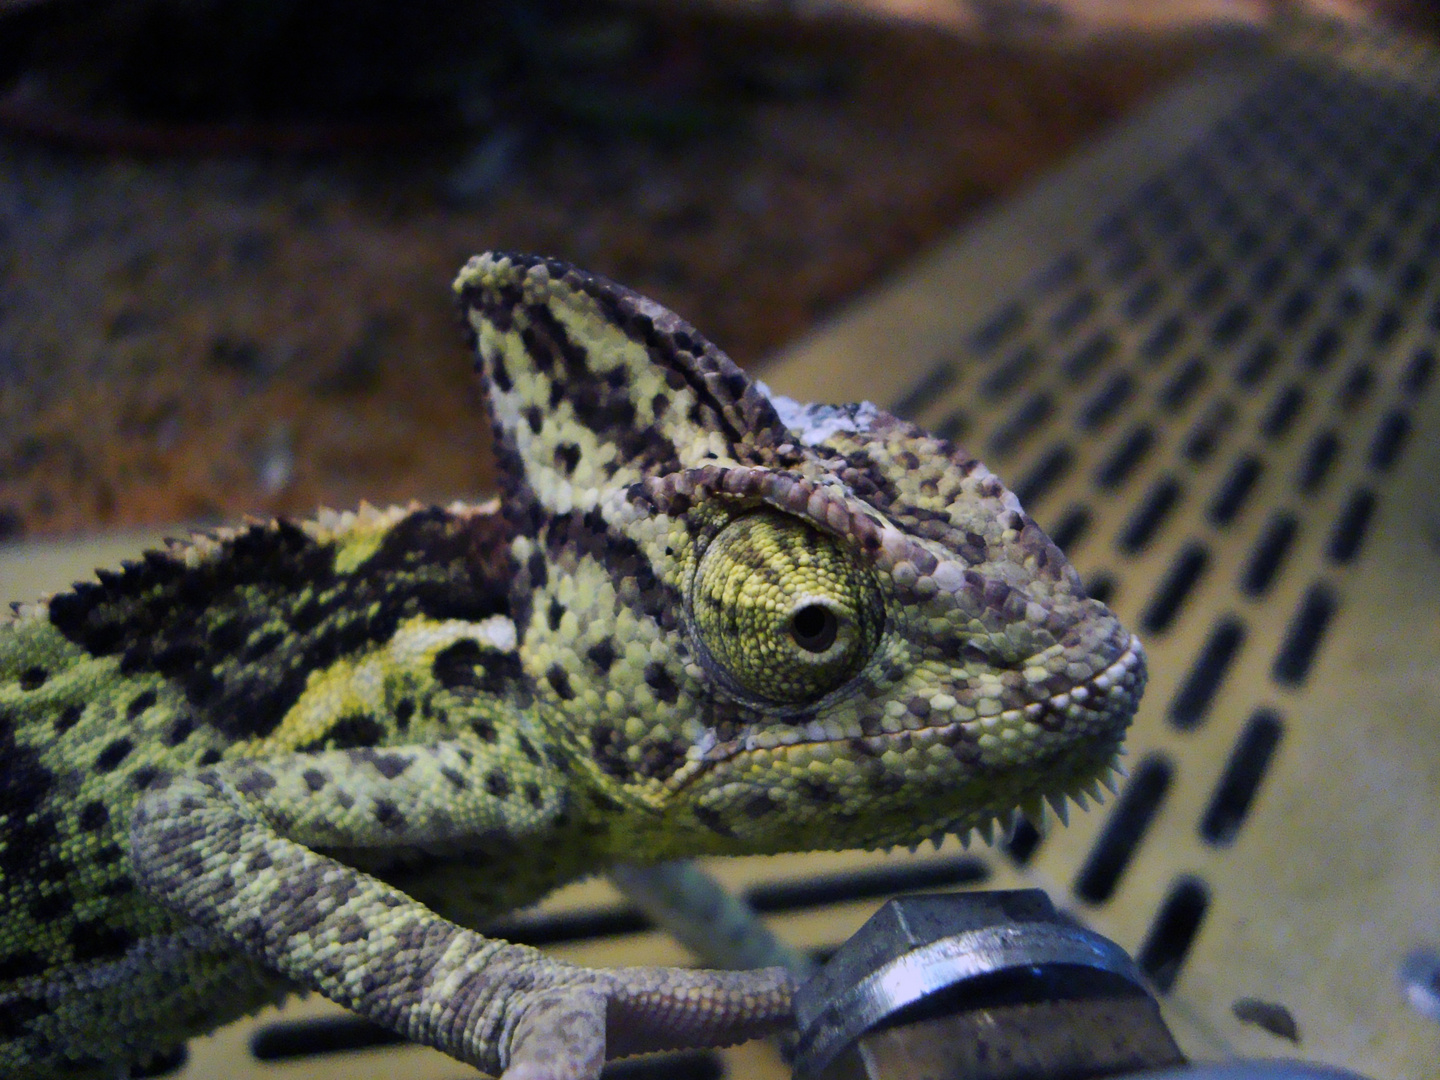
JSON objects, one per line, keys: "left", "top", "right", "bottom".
{"left": 5, "top": 20, "right": 1439, "bottom": 1080}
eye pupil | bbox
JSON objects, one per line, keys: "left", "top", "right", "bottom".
{"left": 791, "top": 605, "right": 838, "bottom": 653}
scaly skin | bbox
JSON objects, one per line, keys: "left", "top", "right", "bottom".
{"left": 0, "top": 252, "right": 1145, "bottom": 1079}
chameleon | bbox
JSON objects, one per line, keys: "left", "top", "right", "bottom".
{"left": 0, "top": 251, "right": 1146, "bottom": 1079}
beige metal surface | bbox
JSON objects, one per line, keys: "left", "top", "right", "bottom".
{"left": 5, "top": 20, "right": 1438, "bottom": 1080}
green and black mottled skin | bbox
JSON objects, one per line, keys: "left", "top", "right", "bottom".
{"left": 0, "top": 253, "right": 1146, "bottom": 1079}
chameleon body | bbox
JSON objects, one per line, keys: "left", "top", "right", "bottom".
{"left": 0, "top": 252, "right": 1145, "bottom": 1079}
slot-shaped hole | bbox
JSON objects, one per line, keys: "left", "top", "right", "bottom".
{"left": 1367, "top": 409, "right": 1409, "bottom": 471}
{"left": 1077, "top": 372, "right": 1136, "bottom": 430}
{"left": 1031, "top": 251, "right": 1083, "bottom": 294}
{"left": 1137, "top": 877, "right": 1210, "bottom": 993}
{"left": 1310, "top": 241, "right": 1341, "bottom": 277}
{"left": 1260, "top": 384, "right": 1305, "bottom": 440}
{"left": 1085, "top": 572, "right": 1117, "bottom": 607}
{"left": 1233, "top": 340, "right": 1278, "bottom": 387}
{"left": 744, "top": 855, "right": 989, "bottom": 913}
{"left": 1170, "top": 234, "right": 1204, "bottom": 271}
{"left": 979, "top": 344, "right": 1040, "bottom": 401}
{"left": 1125, "top": 279, "right": 1164, "bottom": 320}
{"left": 1370, "top": 306, "right": 1403, "bottom": 346}
{"left": 486, "top": 907, "right": 651, "bottom": 948}
{"left": 1002, "top": 816, "right": 1043, "bottom": 865}
{"left": 1200, "top": 709, "right": 1284, "bottom": 846}
{"left": 988, "top": 391, "right": 1054, "bottom": 457}
{"left": 1296, "top": 430, "right": 1340, "bottom": 494}
{"left": 1073, "top": 755, "right": 1173, "bottom": 904}
{"left": 1189, "top": 265, "right": 1227, "bottom": 308}
{"left": 1050, "top": 290, "right": 1098, "bottom": 336}
{"left": 1168, "top": 617, "right": 1245, "bottom": 729}
{"left": 1047, "top": 505, "right": 1091, "bottom": 555}
{"left": 1207, "top": 454, "right": 1263, "bottom": 526}
{"left": 604, "top": 1052, "right": 725, "bottom": 1080}
{"left": 1094, "top": 425, "right": 1156, "bottom": 490}
{"left": 251, "top": 1017, "right": 405, "bottom": 1061}
{"left": 1335, "top": 364, "right": 1375, "bottom": 412}
{"left": 1249, "top": 254, "right": 1284, "bottom": 297}
{"left": 1141, "top": 315, "right": 1185, "bottom": 364}
{"left": 131, "top": 1047, "right": 188, "bottom": 1077}
{"left": 1327, "top": 487, "right": 1376, "bottom": 564}
{"left": 1302, "top": 324, "right": 1342, "bottom": 371}
{"left": 1118, "top": 477, "right": 1183, "bottom": 555}
{"left": 1396, "top": 259, "right": 1428, "bottom": 296}
{"left": 891, "top": 362, "right": 960, "bottom": 419}
{"left": 1158, "top": 357, "right": 1208, "bottom": 413}
{"left": 1013, "top": 444, "right": 1074, "bottom": 508}
{"left": 1184, "top": 400, "right": 1238, "bottom": 463}
{"left": 970, "top": 301, "right": 1026, "bottom": 354}
{"left": 1401, "top": 348, "right": 1435, "bottom": 398}
{"left": 1140, "top": 544, "right": 1209, "bottom": 635}
{"left": 1272, "top": 583, "right": 1337, "bottom": 687}
{"left": 1278, "top": 286, "right": 1313, "bottom": 328}
{"left": 1210, "top": 302, "right": 1251, "bottom": 346}
{"left": 1063, "top": 332, "right": 1115, "bottom": 383}
{"left": 935, "top": 412, "right": 971, "bottom": 443}
{"left": 1240, "top": 514, "right": 1298, "bottom": 596}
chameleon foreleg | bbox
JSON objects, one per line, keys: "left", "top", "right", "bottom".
{"left": 128, "top": 748, "right": 792, "bottom": 1079}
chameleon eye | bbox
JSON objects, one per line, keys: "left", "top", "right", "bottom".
{"left": 691, "top": 511, "right": 883, "bottom": 704}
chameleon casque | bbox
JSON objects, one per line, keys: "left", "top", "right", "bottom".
{"left": 0, "top": 252, "right": 1146, "bottom": 1079}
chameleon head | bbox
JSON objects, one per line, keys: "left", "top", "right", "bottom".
{"left": 456, "top": 251, "right": 1145, "bottom": 857}
{"left": 620, "top": 413, "right": 1145, "bottom": 854}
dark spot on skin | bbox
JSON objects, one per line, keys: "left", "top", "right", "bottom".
{"left": 547, "top": 597, "right": 565, "bottom": 632}
{"left": 586, "top": 640, "right": 617, "bottom": 673}
{"left": 365, "top": 752, "right": 411, "bottom": 780}
{"left": 743, "top": 791, "right": 779, "bottom": 817}
{"left": 554, "top": 444, "right": 582, "bottom": 475}
{"left": 164, "top": 714, "right": 196, "bottom": 746}
{"left": 547, "top": 665, "right": 575, "bottom": 701}
{"left": 237, "top": 769, "right": 277, "bottom": 795}
{"left": 470, "top": 718, "right": 497, "bottom": 742}
{"left": 69, "top": 920, "right": 134, "bottom": 963}
{"left": 29, "top": 891, "right": 74, "bottom": 922}
{"left": 545, "top": 744, "right": 570, "bottom": 774}
{"left": 643, "top": 663, "right": 680, "bottom": 704}
{"left": 394, "top": 697, "right": 414, "bottom": 731}
{"left": 373, "top": 799, "right": 405, "bottom": 829}
{"left": 486, "top": 770, "right": 511, "bottom": 798}
{"left": 526, "top": 550, "right": 548, "bottom": 591}
{"left": 694, "top": 805, "right": 735, "bottom": 837}
{"left": 524, "top": 405, "right": 544, "bottom": 434}
{"left": 591, "top": 790, "right": 622, "bottom": 813}
{"left": 95, "top": 738, "right": 133, "bottom": 772}
{"left": 525, "top": 782, "right": 543, "bottom": 808}
{"left": 101, "top": 877, "right": 135, "bottom": 897}
{"left": 440, "top": 767, "right": 467, "bottom": 790}
{"left": 591, "top": 725, "right": 633, "bottom": 781}
{"left": 18, "top": 666, "right": 47, "bottom": 690}
{"left": 246, "top": 850, "right": 273, "bottom": 873}
{"left": 131, "top": 765, "right": 162, "bottom": 790}
{"left": 0, "top": 984, "right": 46, "bottom": 1036}
{"left": 303, "top": 769, "right": 327, "bottom": 792}
{"left": 199, "top": 749, "right": 222, "bottom": 766}
{"left": 799, "top": 778, "right": 837, "bottom": 803}
{"left": 79, "top": 801, "right": 110, "bottom": 831}
{"left": 95, "top": 843, "right": 124, "bottom": 865}
{"left": 54, "top": 703, "right": 82, "bottom": 733}
{"left": 518, "top": 735, "right": 542, "bottom": 765}
{"left": 126, "top": 689, "right": 157, "bottom": 719}
{"left": 299, "top": 714, "right": 384, "bottom": 751}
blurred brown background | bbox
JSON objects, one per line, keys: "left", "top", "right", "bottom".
{"left": 0, "top": 0, "right": 1425, "bottom": 540}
